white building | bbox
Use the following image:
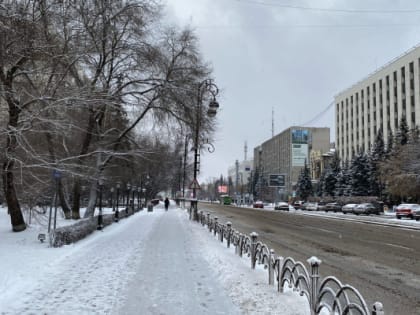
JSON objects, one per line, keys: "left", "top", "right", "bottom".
{"left": 335, "top": 44, "right": 420, "bottom": 162}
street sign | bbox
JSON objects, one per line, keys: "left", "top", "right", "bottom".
{"left": 189, "top": 179, "right": 201, "bottom": 189}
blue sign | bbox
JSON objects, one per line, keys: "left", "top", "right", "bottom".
{"left": 53, "top": 170, "right": 61, "bottom": 179}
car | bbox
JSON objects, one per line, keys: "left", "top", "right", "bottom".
{"left": 395, "top": 203, "right": 420, "bottom": 219}
{"left": 253, "top": 200, "right": 264, "bottom": 209}
{"left": 316, "top": 201, "right": 327, "bottom": 211}
{"left": 304, "top": 202, "right": 318, "bottom": 211}
{"left": 274, "top": 202, "right": 289, "bottom": 211}
{"left": 342, "top": 203, "right": 358, "bottom": 214}
{"left": 292, "top": 201, "right": 304, "bottom": 209}
{"left": 325, "top": 202, "right": 342, "bottom": 212}
{"left": 353, "top": 203, "right": 380, "bottom": 215}
{"left": 413, "top": 206, "right": 420, "bottom": 221}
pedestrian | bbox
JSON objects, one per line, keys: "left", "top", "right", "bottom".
{"left": 164, "top": 197, "right": 170, "bottom": 211}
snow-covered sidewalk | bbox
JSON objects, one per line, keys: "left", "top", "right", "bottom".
{"left": 0, "top": 204, "right": 309, "bottom": 314}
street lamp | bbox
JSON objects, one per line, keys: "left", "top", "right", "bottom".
{"left": 110, "top": 187, "right": 115, "bottom": 211}
{"left": 126, "top": 183, "right": 131, "bottom": 213}
{"left": 142, "top": 187, "right": 146, "bottom": 208}
{"left": 191, "top": 79, "right": 220, "bottom": 221}
{"left": 97, "top": 177, "right": 104, "bottom": 230}
{"left": 131, "top": 185, "right": 136, "bottom": 213}
{"left": 137, "top": 186, "right": 141, "bottom": 210}
{"left": 115, "top": 182, "right": 121, "bottom": 222}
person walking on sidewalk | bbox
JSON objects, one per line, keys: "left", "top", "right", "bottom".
{"left": 164, "top": 197, "right": 170, "bottom": 211}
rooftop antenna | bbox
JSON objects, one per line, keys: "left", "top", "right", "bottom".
{"left": 244, "top": 141, "right": 248, "bottom": 161}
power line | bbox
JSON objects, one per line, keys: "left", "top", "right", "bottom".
{"left": 234, "top": 0, "right": 420, "bottom": 14}
{"left": 302, "top": 100, "right": 335, "bottom": 126}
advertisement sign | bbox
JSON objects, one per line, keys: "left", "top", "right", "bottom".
{"left": 292, "top": 129, "right": 309, "bottom": 166}
{"left": 292, "top": 144, "right": 308, "bottom": 166}
{"left": 268, "top": 174, "right": 285, "bottom": 187}
{"left": 218, "top": 185, "right": 228, "bottom": 193}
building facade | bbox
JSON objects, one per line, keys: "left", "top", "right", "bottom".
{"left": 335, "top": 44, "right": 420, "bottom": 162}
{"left": 253, "top": 127, "right": 330, "bottom": 202}
{"left": 227, "top": 159, "right": 253, "bottom": 203}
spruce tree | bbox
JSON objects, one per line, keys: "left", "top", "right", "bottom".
{"left": 296, "top": 162, "right": 313, "bottom": 201}
{"left": 349, "top": 152, "right": 371, "bottom": 196}
{"left": 370, "top": 128, "right": 385, "bottom": 196}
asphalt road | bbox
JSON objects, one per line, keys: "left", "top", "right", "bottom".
{"left": 200, "top": 204, "right": 420, "bottom": 315}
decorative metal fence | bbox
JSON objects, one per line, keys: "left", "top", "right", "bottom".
{"left": 197, "top": 210, "right": 385, "bottom": 315}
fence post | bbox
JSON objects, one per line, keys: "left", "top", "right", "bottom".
{"left": 268, "top": 249, "right": 275, "bottom": 285}
{"left": 213, "top": 217, "right": 218, "bottom": 236}
{"left": 226, "top": 222, "right": 232, "bottom": 248}
{"left": 307, "top": 256, "right": 322, "bottom": 315}
{"left": 277, "top": 256, "right": 283, "bottom": 292}
{"left": 372, "top": 302, "right": 384, "bottom": 315}
{"left": 200, "top": 211, "right": 204, "bottom": 225}
{"left": 207, "top": 213, "right": 210, "bottom": 230}
{"left": 220, "top": 224, "right": 224, "bottom": 242}
{"left": 250, "top": 232, "right": 258, "bottom": 269}
{"left": 239, "top": 233, "right": 244, "bottom": 257}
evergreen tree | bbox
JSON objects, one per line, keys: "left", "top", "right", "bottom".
{"left": 349, "top": 152, "right": 371, "bottom": 196}
{"left": 323, "top": 152, "right": 341, "bottom": 197}
{"left": 396, "top": 115, "right": 409, "bottom": 146}
{"left": 370, "top": 128, "right": 385, "bottom": 196}
{"left": 296, "top": 162, "right": 313, "bottom": 201}
{"left": 335, "top": 161, "right": 351, "bottom": 196}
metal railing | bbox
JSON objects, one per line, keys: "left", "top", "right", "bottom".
{"left": 197, "top": 210, "right": 385, "bottom": 315}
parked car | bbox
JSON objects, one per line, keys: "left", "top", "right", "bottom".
{"left": 325, "top": 202, "right": 342, "bottom": 212}
{"left": 413, "top": 206, "right": 420, "bottom": 221}
{"left": 353, "top": 203, "right": 381, "bottom": 215}
{"left": 253, "top": 200, "right": 264, "bottom": 209}
{"left": 292, "top": 201, "right": 304, "bottom": 209}
{"left": 342, "top": 203, "right": 358, "bottom": 214}
{"left": 316, "top": 201, "right": 327, "bottom": 211}
{"left": 395, "top": 203, "right": 420, "bottom": 219}
{"left": 304, "top": 202, "right": 318, "bottom": 211}
{"left": 274, "top": 202, "right": 289, "bottom": 211}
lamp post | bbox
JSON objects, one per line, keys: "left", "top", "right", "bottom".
{"left": 142, "top": 187, "right": 146, "bottom": 208}
{"left": 110, "top": 187, "right": 115, "bottom": 211}
{"left": 137, "top": 186, "right": 141, "bottom": 210}
{"left": 97, "top": 177, "right": 104, "bottom": 230}
{"left": 126, "top": 183, "right": 131, "bottom": 213}
{"left": 191, "top": 79, "right": 220, "bottom": 221}
{"left": 115, "top": 182, "right": 121, "bottom": 222}
{"left": 131, "top": 185, "right": 136, "bottom": 213}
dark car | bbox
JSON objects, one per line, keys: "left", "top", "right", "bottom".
{"left": 325, "top": 202, "right": 342, "bottom": 212}
{"left": 292, "top": 201, "right": 304, "bottom": 209}
{"left": 253, "top": 200, "right": 264, "bottom": 209}
{"left": 353, "top": 203, "right": 380, "bottom": 215}
{"left": 274, "top": 202, "right": 289, "bottom": 211}
{"left": 395, "top": 203, "right": 420, "bottom": 219}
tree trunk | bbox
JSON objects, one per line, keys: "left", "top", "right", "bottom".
{"left": 58, "top": 179, "right": 71, "bottom": 219}
{"left": 71, "top": 179, "right": 81, "bottom": 219}
{"left": 3, "top": 162, "right": 26, "bottom": 231}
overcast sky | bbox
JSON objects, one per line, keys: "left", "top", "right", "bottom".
{"left": 163, "top": 0, "right": 420, "bottom": 182}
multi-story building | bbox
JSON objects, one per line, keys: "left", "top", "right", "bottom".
{"left": 335, "top": 44, "right": 420, "bottom": 162}
{"left": 227, "top": 159, "right": 253, "bottom": 203}
{"left": 253, "top": 127, "right": 330, "bottom": 201}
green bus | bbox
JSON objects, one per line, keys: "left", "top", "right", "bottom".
{"left": 220, "top": 194, "right": 232, "bottom": 205}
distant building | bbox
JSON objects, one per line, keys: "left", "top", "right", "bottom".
{"left": 227, "top": 159, "right": 253, "bottom": 203}
{"left": 253, "top": 127, "right": 330, "bottom": 202}
{"left": 335, "top": 44, "right": 420, "bottom": 162}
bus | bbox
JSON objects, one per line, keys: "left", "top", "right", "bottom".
{"left": 220, "top": 194, "right": 232, "bottom": 205}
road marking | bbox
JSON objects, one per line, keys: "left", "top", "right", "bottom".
{"left": 384, "top": 243, "right": 413, "bottom": 251}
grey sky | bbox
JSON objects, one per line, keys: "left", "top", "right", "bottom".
{"left": 164, "top": 0, "right": 420, "bottom": 182}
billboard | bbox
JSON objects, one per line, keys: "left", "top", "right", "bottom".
{"left": 218, "top": 185, "right": 228, "bottom": 193}
{"left": 292, "top": 129, "right": 309, "bottom": 166}
{"left": 268, "top": 174, "right": 285, "bottom": 187}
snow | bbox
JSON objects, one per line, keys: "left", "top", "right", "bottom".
{"left": 0, "top": 202, "right": 311, "bottom": 315}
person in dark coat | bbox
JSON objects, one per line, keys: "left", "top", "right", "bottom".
{"left": 164, "top": 197, "right": 170, "bottom": 211}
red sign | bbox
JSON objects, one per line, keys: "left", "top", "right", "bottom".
{"left": 218, "top": 185, "right": 228, "bottom": 193}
